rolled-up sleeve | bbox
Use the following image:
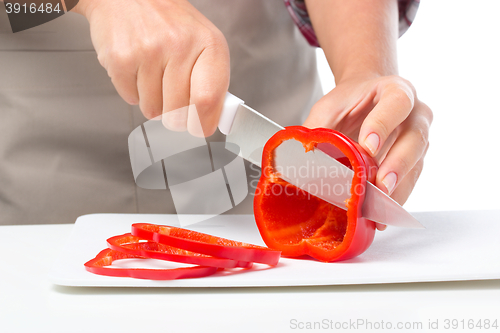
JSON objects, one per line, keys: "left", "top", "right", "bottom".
{"left": 284, "top": 0, "right": 420, "bottom": 47}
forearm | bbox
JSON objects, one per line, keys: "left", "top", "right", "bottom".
{"left": 305, "top": 0, "right": 399, "bottom": 83}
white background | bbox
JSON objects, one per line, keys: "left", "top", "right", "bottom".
{"left": 316, "top": 0, "right": 500, "bottom": 213}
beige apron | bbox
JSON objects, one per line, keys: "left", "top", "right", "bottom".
{"left": 0, "top": 0, "right": 322, "bottom": 225}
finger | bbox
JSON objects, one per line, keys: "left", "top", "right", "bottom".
{"left": 389, "top": 156, "right": 426, "bottom": 205}
{"left": 376, "top": 223, "right": 387, "bottom": 231}
{"left": 302, "top": 91, "right": 371, "bottom": 131}
{"left": 374, "top": 128, "right": 399, "bottom": 165}
{"left": 358, "top": 79, "right": 415, "bottom": 156}
{"left": 162, "top": 106, "right": 189, "bottom": 131}
{"left": 161, "top": 56, "right": 193, "bottom": 131}
{"left": 106, "top": 55, "right": 140, "bottom": 106}
{"left": 189, "top": 40, "right": 230, "bottom": 137}
{"left": 376, "top": 113, "right": 430, "bottom": 197}
{"left": 136, "top": 62, "right": 164, "bottom": 119}
{"left": 303, "top": 95, "right": 339, "bottom": 129}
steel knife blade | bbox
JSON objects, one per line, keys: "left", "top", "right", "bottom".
{"left": 219, "top": 95, "right": 424, "bottom": 228}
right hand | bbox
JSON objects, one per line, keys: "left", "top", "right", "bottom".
{"left": 74, "top": 0, "right": 230, "bottom": 137}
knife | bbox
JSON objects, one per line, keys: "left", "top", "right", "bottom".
{"left": 218, "top": 93, "right": 424, "bottom": 229}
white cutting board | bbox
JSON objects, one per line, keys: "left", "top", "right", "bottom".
{"left": 48, "top": 210, "right": 500, "bottom": 287}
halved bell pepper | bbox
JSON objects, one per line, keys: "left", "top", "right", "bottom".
{"left": 253, "top": 126, "right": 378, "bottom": 262}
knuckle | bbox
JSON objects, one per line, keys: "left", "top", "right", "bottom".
{"left": 193, "top": 90, "right": 222, "bottom": 113}
{"left": 166, "top": 29, "right": 191, "bottom": 52}
{"left": 141, "top": 109, "right": 159, "bottom": 120}
{"left": 139, "top": 37, "right": 164, "bottom": 57}
{"left": 199, "top": 29, "right": 228, "bottom": 53}
{"left": 107, "top": 49, "right": 136, "bottom": 73}
{"left": 165, "top": 22, "right": 209, "bottom": 52}
{"left": 207, "top": 31, "right": 226, "bottom": 47}
{"left": 394, "top": 155, "right": 411, "bottom": 175}
{"left": 97, "top": 52, "right": 107, "bottom": 69}
{"left": 389, "top": 85, "right": 414, "bottom": 111}
{"left": 309, "top": 97, "right": 330, "bottom": 118}
{"left": 420, "top": 101, "right": 434, "bottom": 125}
{"left": 398, "top": 76, "right": 416, "bottom": 94}
{"left": 370, "top": 116, "right": 391, "bottom": 140}
{"left": 410, "top": 159, "right": 425, "bottom": 186}
{"left": 140, "top": 103, "right": 161, "bottom": 120}
{"left": 163, "top": 24, "right": 227, "bottom": 59}
{"left": 386, "top": 75, "right": 416, "bottom": 94}
{"left": 191, "top": 122, "right": 216, "bottom": 138}
{"left": 162, "top": 109, "right": 188, "bottom": 131}
{"left": 413, "top": 125, "right": 430, "bottom": 148}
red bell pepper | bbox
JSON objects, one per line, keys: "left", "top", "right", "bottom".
{"left": 107, "top": 233, "right": 253, "bottom": 268}
{"left": 253, "top": 126, "right": 378, "bottom": 262}
{"left": 84, "top": 248, "right": 218, "bottom": 280}
{"left": 131, "top": 223, "right": 281, "bottom": 266}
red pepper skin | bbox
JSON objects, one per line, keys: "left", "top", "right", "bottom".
{"left": 107, "top": 233, "right": 253, "bottom": 269}
{"left": 254, "top": 126, "right": 378, "bottom": 262}
{"left": 131, "top": 223, "right": 281, "bottom": 266}
{"left": 84, "top": 248, "right": 218, "bottom": 280}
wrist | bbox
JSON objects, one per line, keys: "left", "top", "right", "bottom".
{"left": 334, "top": 68, "right": 397, "bottom": 86}
{"left": 330, "top": 45, "right": 399, "bottom": 85}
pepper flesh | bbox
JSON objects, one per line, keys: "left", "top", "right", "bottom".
{"left": 131, "top": 223, "right": 281, "bottom": 266}
{"left": 253, "top": 126, "right": 378, "bottom": 262}
{"left": 84, "top": 248, "right": 219, "bottom": 280}
{"left": 107, "top": 233, "right": 253, "bottom": 268}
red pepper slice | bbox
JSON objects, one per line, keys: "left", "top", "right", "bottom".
{"left": 131, "top": 223, "right": 281, "bottom": 266}
{"left": 84, "top": 248, "right": 218, "bottom": 280}
{"left": 107, "top": 233, "right": 253, "bottom": 269}
{"left": 253, "top": 126, "right": 378, "bottom": 262}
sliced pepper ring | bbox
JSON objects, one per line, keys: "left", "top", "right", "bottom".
{"left": 131, "top": 223, "right": 281, "bottom": 266}
{"left": 107, "top": 233, "right": 253, "bottom": 269}
{"left": 84, "top": 248, "right": 218, "bottom": 280}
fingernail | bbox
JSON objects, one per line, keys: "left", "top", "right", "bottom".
{"left": 376, "top": 223, "right": 387, "bottom": 231}
{"left": 382, "top": 172, "right": 398, "bottom": 194}
{"left": 364, "top": 133, "right": 380, "bottom": 155}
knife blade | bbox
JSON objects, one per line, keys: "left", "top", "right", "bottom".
{"left": 218, "top": 93, "right": 424, "bottom": 228}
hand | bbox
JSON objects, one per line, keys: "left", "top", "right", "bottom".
{"left": 303, "top": 75, "right": 433, "bottom": 230}
{"left": 74, "top": 0, "right": 230, "bottom": 137}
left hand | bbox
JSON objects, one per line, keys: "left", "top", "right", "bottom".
{"left": 303, "top": 75, "right": 433, "bottom": 230}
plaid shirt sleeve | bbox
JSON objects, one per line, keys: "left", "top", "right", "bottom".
{"left": 284, "top": 0, "right": 420, "bottom": 48}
